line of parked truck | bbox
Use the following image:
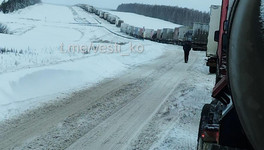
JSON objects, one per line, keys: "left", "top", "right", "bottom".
{"left": 78, "top": 4, "right": 210, "bottom": 51}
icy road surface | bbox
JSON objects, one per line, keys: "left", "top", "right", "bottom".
{"left": 0, "top": 49, "right": 214, "bottom": 150}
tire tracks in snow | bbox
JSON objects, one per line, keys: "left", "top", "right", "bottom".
{"left": 66, "top": 51, "right": 198, "bottom": 150}
{"left": 0, "top": 49, "right": 182, "bottom": 150}
{"left": 127, "top": 53, "right": 215, "bottom": 150}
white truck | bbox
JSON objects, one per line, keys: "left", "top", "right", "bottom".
{"left": 143, "top": 29, "right": 154, "bottom": 40}
{"left": 206, "top": 5, "right": 221, "bottom": 73}
{"left": 178, "top": 26, "right": 190, "bottom": 45}
{"left": 120, "top": 23, "right": 128, "bottom": 33}
{"left": 192, "top": 23, "right": 209, "bottom": 51}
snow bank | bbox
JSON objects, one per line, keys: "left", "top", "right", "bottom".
{"left": 0, "top": 55, "right": 125, "bottom": 106}
{"left": 0, "top": 41, "right": 166, "bottom": 120}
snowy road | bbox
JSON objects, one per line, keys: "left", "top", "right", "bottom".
{"left": 66, "top": 50, "right": 188, "bottom": 150}
{"left": 0, "top": 3, "right": 214, "bottom": 150}
{"left": 0, "top": 48, "right": 214, "bottom": 150}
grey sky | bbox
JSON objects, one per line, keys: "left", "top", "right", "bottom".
{"left": 42, "top": 0, "right": 222, "bottom": 12}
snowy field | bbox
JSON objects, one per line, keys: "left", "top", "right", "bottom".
{"left": 105, "top": 10, "right": 182, "bottom": 30}
{"left": 0, "top": 3, "right": 172, "bottom": 121}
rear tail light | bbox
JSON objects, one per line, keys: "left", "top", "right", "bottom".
{"left": 201, "top": 124, "right": 219, "bottom": 143}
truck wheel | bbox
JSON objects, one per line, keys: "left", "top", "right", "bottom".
{"left": 197, "top": 104, "right": 212, "bottom": 150}
{"left": 203, "top": 143, "right": 221, "bottom": 150}
{"left": 209, "top": 66, "right": 217, "bottom": 74}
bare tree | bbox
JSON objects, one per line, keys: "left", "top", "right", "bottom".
{"left": 0, "top": 0, "right": 41, "bottom": 13}
{"left": 117, "top": 3, "right": 210, "bottom": 27}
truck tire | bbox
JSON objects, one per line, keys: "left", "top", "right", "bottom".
{"left": 197, "top": 104, "right": 212, "bottom": 150}
{"left": 203, "top": 143, "right": 221, "bottom": 150}
{"left": 209, "top": 66, "right": 217, "bottom": 74}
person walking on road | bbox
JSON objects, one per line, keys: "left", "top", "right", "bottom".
{"left": 183, "top": 41, "right": 192, "bottom": 63}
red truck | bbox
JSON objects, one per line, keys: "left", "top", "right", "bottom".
{"left": 197, "top": 0, "right": 264, "bottom": 150}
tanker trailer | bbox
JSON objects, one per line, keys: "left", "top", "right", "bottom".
{"left": 197, "top": 0, "right": 264, "bottom": 150}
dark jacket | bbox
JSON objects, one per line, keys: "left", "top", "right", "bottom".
{"left": 183, "top": 41, "right": 192, "bottom": 52}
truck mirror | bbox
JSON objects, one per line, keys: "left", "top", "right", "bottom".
{"left": 214, "top": 31, "right": 219, "bottom": 42}
{"left": 224, "top": 20, "right": 229, "bottom": 31}
{"left": 222, "top": 33, "right": 228, "bottom": 52}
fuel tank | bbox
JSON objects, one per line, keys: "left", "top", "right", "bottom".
{"left": 228, "top": 0, "right": 264, "bottom": 149}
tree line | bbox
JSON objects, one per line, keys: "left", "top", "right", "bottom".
{"left": 0, "top": 0, "right": 41, "bottom": 13}
{"left": 117, "top": 3, "right": 210, "bottom": 27}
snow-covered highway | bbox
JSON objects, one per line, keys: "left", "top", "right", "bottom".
{"left": 0, "top": 47, "right": 214, "bottom": 150}
{"left": 0, "top": 3, "right": 214, "bottom": 150}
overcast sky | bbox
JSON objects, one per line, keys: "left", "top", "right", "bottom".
{"left": 42, "top": 0, "right": 222, "bottom": 12}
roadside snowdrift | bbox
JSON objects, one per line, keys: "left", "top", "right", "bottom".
{"left": 0, "top": 3, "right": 171, "bottom": 121}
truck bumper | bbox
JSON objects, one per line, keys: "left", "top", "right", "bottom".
{"left": 206, "top": 57, "right": 217, "bottom": 67}
{"left": 192, "top": 43, "right": 207, "bottom": 51}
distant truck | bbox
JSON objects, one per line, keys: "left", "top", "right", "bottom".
{"left": 206, "top": 5, "right": 221, "bottom": 73}
{"left": 173, "top": 26, "right": 191, "bottom": 45}
{"left": 78, "top": 4, "right": 94, "bottom": 13}
{"left": 143, "top": 29, "right": 154, "bottom": 40}
{"left": 103, "top": 12, "right": 109, "bottom": 20}
{"left": 99, "top": 11, "right": 105, "bottom": 18}
{"left": 129, "top": 26, "right": 135, "bottom": 36}
{"left": 107, "top": 15, "right": 117, "bottom": 24}
{"left": 115, "top": 18, "right": 124, "bottom": 27}
{"left": 137, "top": 28, "right": 144, "bottom": 39}
{"left": 192, "top": 22, "right": 209, "bottom": 51}
{"left": 87, "top": 5, "right": 94, "bottom": 13}
{"left": 156, "top": 29, "right": 163, "bottom": 42}
{"left": 173, "top": 27, "right": 180, "bottom": 43}
{"left": 161, "top": 28, "right": 174, "bottom": 43}
{"left": 151, "top": 30, "right": 157, "bottom": 41}
{"left": 120, "top": 23, "right": 128, "bottom": 33}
